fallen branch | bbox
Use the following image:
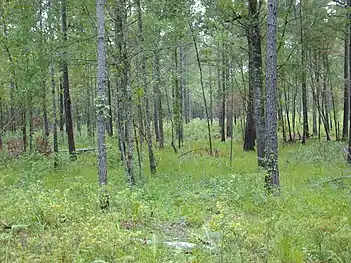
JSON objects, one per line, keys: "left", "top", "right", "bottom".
{"left": 318, "top": 176, "right": 351, "bottom": 185}
{"left": 134, "top": 238, "right": 216, "bottom": 250}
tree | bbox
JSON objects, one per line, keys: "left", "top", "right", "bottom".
{"left": 61, "top": 0, "right": 76, "bottom": 160}
{"left": 265, "top": 0, "right": 280, "bottom": 191}
{"left": 136, "top": 0, "right": 157, "bottom": 174}
{"left": 96, "top": 0, "right": 108, "bottom": 209}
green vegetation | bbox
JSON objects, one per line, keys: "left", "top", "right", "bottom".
{"left": 1, "top": 122, "right": 350, "bottom": 262}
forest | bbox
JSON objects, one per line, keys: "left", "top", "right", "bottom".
{"left": 0, "top": 0, "right": 351, "bottom": 262}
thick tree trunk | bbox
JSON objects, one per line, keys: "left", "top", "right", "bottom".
{"left": 61, "top": 0, "right": 76, "bottom": 160}
{"left": 96, "top": 0, "right": 108, "bottom": 209}
{"left": 343, "top": 22, "right": 350, "bottom": 140}
{"left": 265, "top": 0, "right": 279, "bottom": 191}
{"left": 248, "top": 0, "right": 265, "bottom": 166}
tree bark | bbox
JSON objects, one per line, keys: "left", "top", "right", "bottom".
{"left": 265, "top": 0, "right": 279, "bottom": 191}
{"left": 249, "top": 0, "right": 265, "bottom": 166}
{"left": 243, "top": 26, "right": 255, "bottom": 151}
{"left": 344, "top": 16, "right": 350, "bottom": 140}
{"left": 61, "top": 0, "right": 76, "bottom": 160}
{"left": 96, "top": 0, "right": 108, "bottom": 209}
{"left": 300, "top": 1, "right": 309, "bottom": 144}
{"left": 51, "top": 61, "right": 59, "bottom": 167}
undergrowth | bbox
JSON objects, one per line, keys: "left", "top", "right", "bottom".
{"left": 0, "top": 131, "right": 350, "bottom": 262}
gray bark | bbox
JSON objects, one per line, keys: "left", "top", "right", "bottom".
{"left": 96, "top": 0, "right": 108, "bottom": 209}
{"left": 249, "top": 0, "right": 265, "bottom": 166}
{"left": 343, "top": 18, "right": 350, "bottom": 140}
{"left": 265, "top": 0, "right": 279, "bottom": 191}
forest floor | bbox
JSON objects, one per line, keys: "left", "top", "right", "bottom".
{"left": 1, "top": 131, "right": 351, "bottom": 262}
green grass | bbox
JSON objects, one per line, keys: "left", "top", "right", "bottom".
{"left": 0, "top": 129, "right": 351, "bottom": 262}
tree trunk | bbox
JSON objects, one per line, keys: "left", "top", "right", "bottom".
{"left": 300, "top": 1, "right": 309, "bottom": 144}
{"left": 243, "top": 27, "right": 255, "bottom": 151}
{"left": 190, "top": 22, "right": 213, "bottom": 155}
{"left": 136, "top": 0, "right": 157, "bottom": 174}
{"left": 59, "top": 80, "right": 64, "bottom": 132}
{"left": 209, "top": 66, "right": 213, "bottom": 125}
{"left": 344, "top": 20, "right": 350, "bottom": 140}
{"left": 51, "top": 61, "right": 59, "bottom": 167}
{"left": 96, "top": 0, "right": 109, "bottom": 209}
{"left": 106, "top": 75, "right": 113, "bottom": 137}
{"left": 120, "top": 0, "right": 134, "bottom": 185}
{"left": 61, "top": 0, "right": 76, "bottom": 160}
{"left": 43, "top": 81, "right": 49, "bottom": 137}
{"left": 22, "top": 108, "right": 27, "bottom": 152}
{"left": 265, "top": 0, "right": 279, "bottom": 191}
{"left": 248, "top": 0, "right": 265, "bottom": 166}
{"left": 153, "top": 48, "right": 164, "bottom": 148}
{"left": 221, "top": 46, "right": 226, "bottom": 142}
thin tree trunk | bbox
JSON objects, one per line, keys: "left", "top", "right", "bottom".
{"left": 136, "top": 0, "right": 156, "bottom": 174}
{"left": 221, "top": 46, "right": 226, "bottom": 142}
{"left": 153, "top": 49, "right": 164, "bottom": 149}
{"left": 133, "top": 120, "right": 142, "bottom": 181}
{"left": 121, "top": 0, "right": 135, "bottom": 185}
{"left": 43, "top": 81, "right": 49, "bottom": 137}
{"left": 283, "top": 82, "right": 292, "bottom": 141}
{"left": 166, "top": 84, "right": 177, "bottom": 153}
{"left": 22, "top": 107, "right": 27, "bottom": 152}
{"left": 209, "top": 66, "right": 213, "bottom": 125}
{"left": 51, "top": 61, "right": 59, "bottom": 167}
{"left": 107, "top": 75, "right": 113, "bottom": 137}
{"left": 189, "top": 22, "right": 212, "bottom": 155}
{"left": 59, "top": 80, "right": 64, "bottom": 132}
{"left": 29, "top": 99, "right": 34, "bottom": 151}
{"left": 300, "top": 1, "right": 309, "bottom": 144}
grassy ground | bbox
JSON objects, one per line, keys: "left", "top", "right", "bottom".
{"left": 1, "top": 126, "right": 351, "bottom": 262}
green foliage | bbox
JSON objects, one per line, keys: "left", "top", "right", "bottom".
{"left": 1, "top": 136, "right": 350, "bottom": 262}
